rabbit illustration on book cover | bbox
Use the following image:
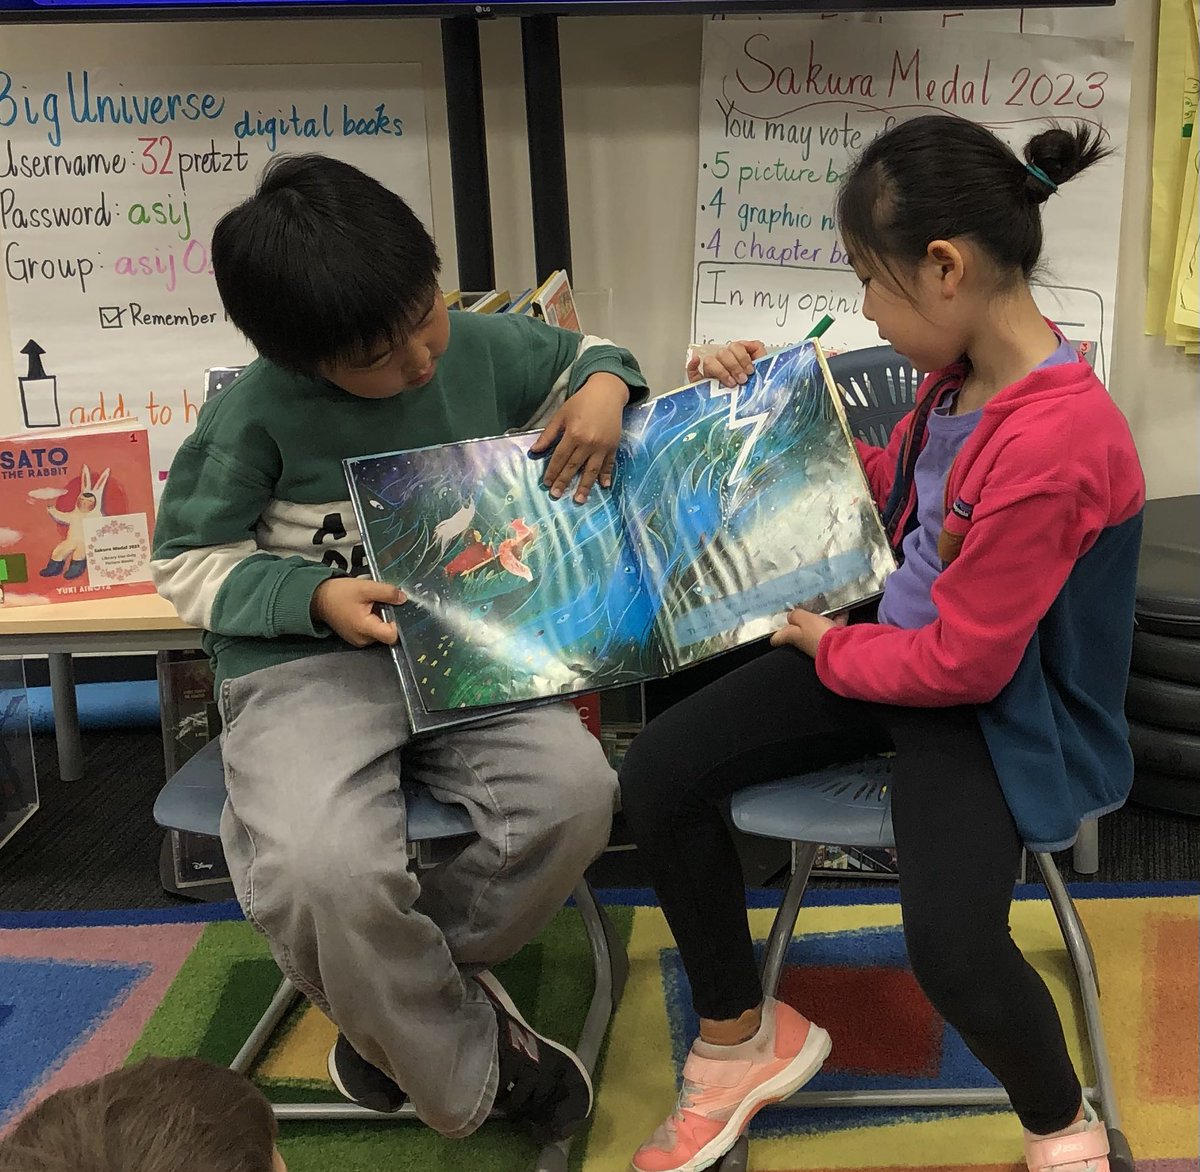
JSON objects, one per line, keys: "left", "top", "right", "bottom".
{"left": 40, "top": 464, "right": 111, "bottom": 581}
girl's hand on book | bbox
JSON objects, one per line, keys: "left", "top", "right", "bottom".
{"left": 686, "top": 340, "right": 767, "bottom": 387}
{"left": 770, "top": 608, "right": 848, "bottom": 658}
{"left": 311, "top": 578, "right": 407, "bottom": 648}
{"left": 530, "top": 372, "right": 629, "bottom": 504}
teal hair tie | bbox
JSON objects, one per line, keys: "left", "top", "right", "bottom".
{"left": 1025, "top": 162, "right": 1059, "bottom": 193}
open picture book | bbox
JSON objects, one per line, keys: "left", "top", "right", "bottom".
{"left": 345, "top": 340, "right": 895, "bottom": 732}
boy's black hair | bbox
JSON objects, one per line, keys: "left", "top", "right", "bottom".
{"left": 836, "top": 116, "right": 1110, "bottom": 289}
{"left": 212, "top": 154, "right": 441, "bottom": 375}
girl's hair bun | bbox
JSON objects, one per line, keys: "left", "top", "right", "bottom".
{"left": 1023, "top": 124, "right": 1111, "bottom": 203}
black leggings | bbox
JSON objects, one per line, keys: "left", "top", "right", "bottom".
{"left": 619, "top": 644, "right": 1082, "bottom": 1135}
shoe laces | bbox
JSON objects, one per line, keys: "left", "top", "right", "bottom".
{"left": 648, "top": 1077, "right": 703, "bottom": 1151}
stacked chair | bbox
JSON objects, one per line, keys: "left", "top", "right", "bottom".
{"left": 1126, "top": 494, "right": 1200, "bottom": 815}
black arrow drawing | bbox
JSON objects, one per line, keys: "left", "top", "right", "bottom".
{"left": 18, "top": 339, "right": 60, "bottom": 428}
{"left": 21, "top": 339, "right": 47, "bottom": 380}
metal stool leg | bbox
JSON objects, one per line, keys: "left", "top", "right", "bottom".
{"left": 601, "top": 895, "right": 630, "bottom": 1008}
{"left": 533, "top": 880, "right": 627, "bottom": 1172}
{"left": 274, "top": 1101, "right": 424, "bottom": 1122}
{"left": 567, "top": 879, "right": 623, "bottom": 1075}
{"left": 719, "top": 1136, "right": 751, "bottom": 1171}
{"left": 760, "top": 842, "right": 818, "bottom": 998}
{"left": 1072, "top": 819, "right": 1100, "bottom": 875}
{"left": 1035, "top": 854, "right": 1122, "bottom": 1127}
{"left": 716, "top": 844, "right": 819, "bottom": 1171}
{"left": 231, "top": 976, "right": 303, "bottom": 1076}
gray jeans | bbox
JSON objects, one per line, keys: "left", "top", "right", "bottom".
{"left": 218, "top": 649, "right": 617, "bottom": 1137}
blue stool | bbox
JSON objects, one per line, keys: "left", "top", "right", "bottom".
{"left": 716, "top": 759, "right": 1131, "bottom": 1171}
{"left": 709, "top": 344, "right": 1129, "bottom": 1171}
{"left": 154, "top": 738, "right": 629, "bottom": 1172}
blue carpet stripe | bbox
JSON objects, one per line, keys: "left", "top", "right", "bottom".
{"left": 0, "top": 902, "right": 243, "bottom": 929}
{"left": 0, "top": 880, "right": 1195, "bottom": 930}
{"left": 595, "top": 880, "right": 1200, "bottom": 908}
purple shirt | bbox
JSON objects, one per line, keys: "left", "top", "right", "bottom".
{"left": 877, "top": 338, "right": 1077, "bottom": 630}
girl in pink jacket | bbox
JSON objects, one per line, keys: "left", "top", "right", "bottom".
{"left": 622, "top": 115, "right": 1144, "bottom": 1172}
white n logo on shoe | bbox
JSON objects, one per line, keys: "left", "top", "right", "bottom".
{"left": 508, "top": 1022, "right": 541, "bottom": 1061}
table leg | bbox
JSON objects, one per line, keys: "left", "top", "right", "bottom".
{"left": 48, "top": 652, "right": 84, "bottom": 782}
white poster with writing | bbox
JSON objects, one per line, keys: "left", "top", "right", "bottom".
{"left": 715, "top": 3, "right": 1129, "bottom": 44}
{"left": 0, "top": 64, "right": 431, "bottom": 484}
{"left": 693, "top": 23, "right": 1131, "bottom": 380}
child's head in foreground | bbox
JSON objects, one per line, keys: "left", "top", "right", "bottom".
{"left": 835, "top": 114, "right": 1109, "bottom": 372}
{"left": 0, "top": 1056, "right": 284, "bottom": 1172}
{"left": 212, "top": 153, "right": 449, "bottom": 400}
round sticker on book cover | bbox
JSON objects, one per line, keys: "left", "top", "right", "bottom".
{"left": 84, "top": 516, "right": 152, "bottom": 585}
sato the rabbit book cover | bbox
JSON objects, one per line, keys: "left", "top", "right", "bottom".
{"left": 0, "top": 422, "right": 156, "bottom": 607}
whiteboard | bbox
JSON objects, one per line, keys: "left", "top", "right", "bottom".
{"left": 0, "top": 64, "right": 432, "bottom": 485}
{"left": 693, "top": 22, "right": 1132, "bottom": 381}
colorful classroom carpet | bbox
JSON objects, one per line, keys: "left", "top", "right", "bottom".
{"left": 1, "top": 884, "right": 1197, "bottom": 1172}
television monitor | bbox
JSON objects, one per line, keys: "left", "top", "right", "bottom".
{"left": 0, "top": 0, "right": 1114, "bottom": 21}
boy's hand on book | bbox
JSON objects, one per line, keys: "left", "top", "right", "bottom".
{"left": 687, "top": 340, "right": 767, "bottom": 387}
{"left": 530, "top": 372, "right": 629, "bottom": 504}
{"left": 311, "top": 578, "right": 407, "bottom": 648}
{"left": 770, "top": 608, "right": 849, "bottom": 658}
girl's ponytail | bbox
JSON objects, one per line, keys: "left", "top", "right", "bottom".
{"left": 1022, "top": 124, "right": 1112, "bottom": 204}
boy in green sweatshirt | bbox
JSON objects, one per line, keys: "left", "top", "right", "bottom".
{"left": 151, "top": 155, "right": 647, "bottom": 1143}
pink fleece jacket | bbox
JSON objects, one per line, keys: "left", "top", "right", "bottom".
{"left": 816, "top": 358, "right": 1145, "bottom": 707}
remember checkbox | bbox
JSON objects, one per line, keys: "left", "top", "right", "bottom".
{"left": 98, "top": 306, "right": 125, "bottom": 329}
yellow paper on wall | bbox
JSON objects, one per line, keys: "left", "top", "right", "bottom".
{"left": 1166, "top": 124, "right": 1199, "bottom": 342}
{"left": 1171, "top": 182, "right": 1198, "bottom": 332}
{"left": 1146, "top": 0, "right": 1198, "bottom": 335}
{"left": 1190, "top": 0, "right": 1200, "bottom": 132}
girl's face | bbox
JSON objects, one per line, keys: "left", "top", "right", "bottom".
{"left": 853, "top": 240, "right": 973, "bottom": 374}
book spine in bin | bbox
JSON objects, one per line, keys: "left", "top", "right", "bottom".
{"left": 569, "top": 693, "right": 602, "bottom": 741}
{"left": 811, "top": 844, "right": 1025, "bottom": 882}
{"left": 812, "top": 844, "right": 899, "bottom": 879}
{"left": 169, "top": 828, "right": 232, "bottom": 892}
{"left": 157, "top": 650, "right": 231, "bottom": 891}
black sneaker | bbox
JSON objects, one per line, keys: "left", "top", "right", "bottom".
{"left": 327, "top": 1033, "right": 407, "bottom": 1113}
{"left": 476, "top": 971, "right": 593, "bottom": 1143}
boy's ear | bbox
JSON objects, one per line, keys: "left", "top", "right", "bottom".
{"left": 80, "top": 465, "right": 92, "bottom": 492}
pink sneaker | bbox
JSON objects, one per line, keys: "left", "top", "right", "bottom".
{"left": 631, "top": 998, "right": 831, "bottom": 1172}
{"left": 1024, "top": 1101, "right": 1110, "bottom": 1172}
